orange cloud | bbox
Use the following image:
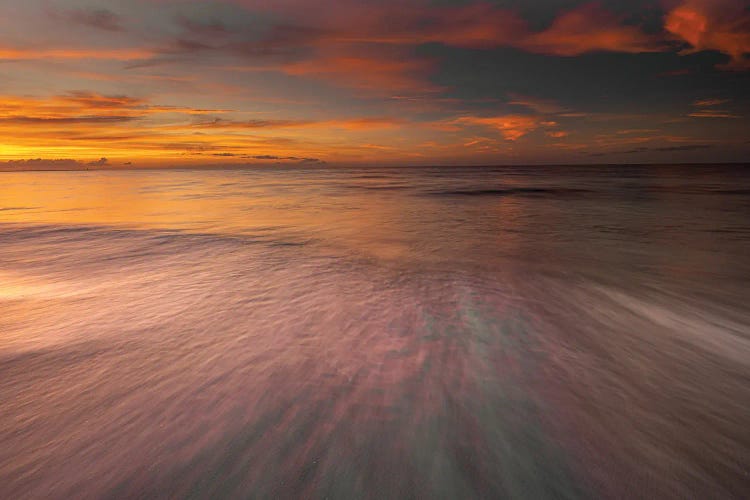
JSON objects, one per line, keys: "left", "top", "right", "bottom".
{"left": 665, "top": 0, "right": 750, "bottom": 69}
{"left": 0, "top": 92, "right": 226, "bottom": 123}
{"left": 454, "top": 115, "right": 542, "bottom": 141}
{"left": 521, "top": 3, "right": 662, "bottom": 56}
{"left": 246, "top": 1, "right": 523, "bottom": 48}
{"left": 0, "top": 93, "right": 143, "bottom": 126}
{"left": 189, "top": 116, "right": 404, "bottom": 131}
{"left": 688, "top": 96, "right": 739, "bottom": 118}
{"left": 283, "top": 54, "right": 439, "bottom": 94}
{"left": 694, "top": 98, "right": 730, "bottom": 107}
{"left": 689, "top": 110, "right": 741, "bottom": 118}
{"left": 189, "top": 118, "right": 312, "bottom": 129}
{"left": 422, "top": 4, "right": 524, "bottom": 48}
{"left": 374, "top": 3, "right": 525, "bottom": 49}
{"left": 201, "top": 1, "right": 664, "bottom": 98}
{"left": 326, "top": 117, "right": 406, "bottom": 130}
{"left": 0, "top": 2, "right": 673, "bottom": 105}
{"left": 507, "top": 94, "right": 566, "bottom": 114}
{"left": 0, "top": 47, "right": 152, "bottom": 61}
{"left": 0, "top": 91, "right": 414, "bottom": 163}
{"left": 242, "top": 1, "right": 656, "bottom": 55}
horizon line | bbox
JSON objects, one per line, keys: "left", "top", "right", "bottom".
{"left": 1, "top": 161, "right": 749, "bottom": 172}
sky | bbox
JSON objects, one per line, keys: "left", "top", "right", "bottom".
{"left": 0, "top": 0, "right": 749, "bottom": 168}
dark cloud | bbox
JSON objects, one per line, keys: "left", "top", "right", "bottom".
{"left": 65, "top": 8, "right": 123, "bottom": 32}
{"left": 170, "top": 38, "right": 216, "bottom": 54}
{"left": 194, "top": 118, "right": 312, "bottom": 129}
{"left": 694, "top": 99, "right": 730, "bottom": 107}
{"left": 164, "top": 142, "right": 221, "bottom": 152}
{"left": 0, "top": 158, "right": 95, "bottom": 171}
{"left": 202, "top": 154, "right": 324, "bottom": 164}
{"left": 176, "top": 16, "right": 230, "bottom": 37}
{"left": 0, "top": 116, "right": 138, "bottom": 125}
{"left": 589, "top": 144, "right": 714, "bottom": 156}
{"left": 689, "top": 110, "right": 741, "bottom": 119}
{"left": 244, "top": 155, "right": 323, "bottom": 163}
{"left": 193, "top": 117, "right": 403, "bottom": 131}
{"left": 658, "top": 68, "right": 692, "bottom": 77}
{"left": 87, "top": 157, "right": 109, "bottom": 166}
{"left": 652, "top": 144, "right": 715, "bottom": 152}
{"left": 60, "top": 91, "right": 146, "bottom": 109}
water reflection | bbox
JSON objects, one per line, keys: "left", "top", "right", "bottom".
{"left": 1, "top": 165, "right": 749, "bottom": 498}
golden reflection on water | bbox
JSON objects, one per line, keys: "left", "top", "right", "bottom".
{"left": 2, "top": 171, "right": 261, "bottom": 230}
{"left": 0, "top": 170, "right": 490, "bottom": 264}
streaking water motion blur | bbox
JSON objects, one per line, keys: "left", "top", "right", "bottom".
{"left": 1, "top": 165, "right": 749, "bottom": 498}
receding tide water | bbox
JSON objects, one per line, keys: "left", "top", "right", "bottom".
{"left": 1, "top": 165, "right": 749, "bottom": 499}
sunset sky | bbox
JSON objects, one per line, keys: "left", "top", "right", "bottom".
{"left": 1, "top": 0, "right": 749, "bottom": 167}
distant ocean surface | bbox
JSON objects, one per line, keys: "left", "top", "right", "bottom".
{"left": 1, "top": 165, "right": 749, "bottom": 499}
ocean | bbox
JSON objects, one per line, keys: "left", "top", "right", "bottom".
{"left": 1, "top": 165, "right": 749, "bottom": 498}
